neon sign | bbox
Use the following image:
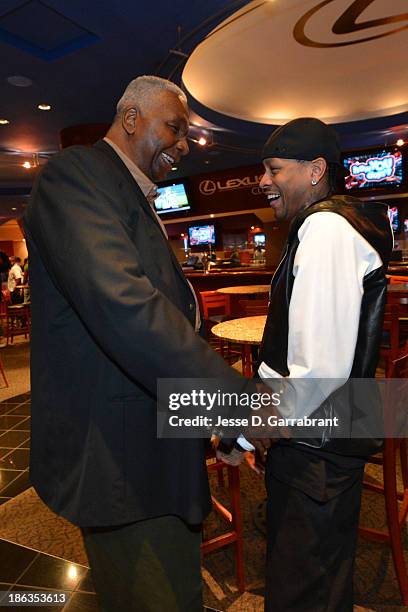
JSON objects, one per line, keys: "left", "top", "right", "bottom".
{"left": 350, "top": 155, "right": 396, "bottom": 183}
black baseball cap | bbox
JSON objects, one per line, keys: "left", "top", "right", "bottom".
{"left": 262, "top": 117, "right": 341, "bottom": 165}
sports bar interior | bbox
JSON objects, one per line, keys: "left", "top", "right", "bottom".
{"left": 0, "top": 1, "right": 408, "bottom": 611}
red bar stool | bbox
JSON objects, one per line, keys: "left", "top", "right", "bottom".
{"left": 203, "top": 450, "right": 245, "bottom": 592}
{"left": 359, "top": 353, "right": 408, "bottom": 604}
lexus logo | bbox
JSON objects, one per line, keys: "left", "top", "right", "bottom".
{"left": 294, "top": 0, "right": 408, "bottom": 48}
{"left": 199, "top": 180, "right": 217, "bottom": 196}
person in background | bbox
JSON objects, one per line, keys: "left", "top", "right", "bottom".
{"left": 220, "top": 117, "right": 393, "bottom": 611}
{"left": 8, "top": 256, "right": 24, "bottom": 304}
{"left": 23, "top": 258, "right": 30, "bottom": 303}
{"left": 25, "top": 75, "right": 246, "bottom": 612}
{"left": 0, "top": 251, "right": 10, "bottom": 347}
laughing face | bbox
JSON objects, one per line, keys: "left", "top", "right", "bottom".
{"left": 126, "top": 90, "right": 190, "bottom": 181}
{"left": 259, "top": 158, "right": 314, "bottom": 221}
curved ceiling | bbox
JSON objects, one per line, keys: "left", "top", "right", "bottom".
{"left": 183, "top": 0, "right": 408, "bottom": 125}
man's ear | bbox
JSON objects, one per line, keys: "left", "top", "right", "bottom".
{"left": 122, "top": 107, "right": 139, "bottom": 135}
{"left": 310, "top": 157, "right": 327, "bottom": 184}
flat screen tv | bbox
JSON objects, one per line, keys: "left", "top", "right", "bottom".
{"left": 188, "top": 224, "right": 216, "bottom": 246}
{"left": 254, "top": 233, "right": 266, "bottom": 246}
{"left": 154, "top": 182, "right": 190, "bottom": 215}
{"left": 342, "top": 147, "right": 404, "bottom": 191}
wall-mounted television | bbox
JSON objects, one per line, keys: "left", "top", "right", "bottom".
{"left": 188, "top": 224, "right": 216, "bottom": 246}
{"left": 154, "top": 181, "right": 190, "bottom": 215}
{"left": 254, "top": 233, "right": 266, "bottom": 246}
{"left": 342, "top": 147, "right": 404, "bottom": 192}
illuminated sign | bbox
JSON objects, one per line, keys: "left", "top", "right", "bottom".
{"left": 350, "top": 155, "right": 396, "bottom": 183}
{"left": 199, "top": 175, "right": 263, "bottom": 196}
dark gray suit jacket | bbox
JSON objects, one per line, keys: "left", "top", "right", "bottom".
{"left": 25, "top": 140, "right": 243, "bottom": 527}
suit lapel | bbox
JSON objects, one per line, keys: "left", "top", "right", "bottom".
{"left": 93, "top": 140, "right": 193, "bottom": 293}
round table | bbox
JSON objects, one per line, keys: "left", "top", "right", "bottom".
{"left": 217, "top": 285, "right": 270, "bottom": 295}
{"left": 211, "top": 315, "right": 267, "bottom": 377}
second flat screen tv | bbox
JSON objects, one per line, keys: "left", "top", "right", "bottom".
{"left": 154, "top": 182, "right": 190, "bottom": 215}
{"left": 188, "top": 225, "right": 216, "bottom": 246}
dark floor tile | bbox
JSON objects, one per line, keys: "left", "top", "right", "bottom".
{"left": 0, "top": 469, "right": 23, "bottom": 493}
{"left": 0, "top": 539, "right": 38, "bottom": 583}
{"left": 0, "top": 430, "right": 30, "bottom": 448}
{"left": 76, "top": 572, "right": 95, "bottom": 594}
{"left": 0, "top": 470, "right": 30, "bottom": 497}
{"left": 0, "top": 496, "right": 11, "bottom": 505}
{"left": 63, "top": 592, "right": 99, "bottom": 612}
{"left": 0, "top": 415, "right": 27, "bottom": 430}
{"left": 1, "top": 449, "right": 29, "bottom": 470}
{"left": 17, "top": 555, "right": 86, "bottom": 591}
{"left": 10, "top": 417, "right": 30, "bottom": 431}
{"left": 0, "top": 405, "right": 14, "bottom": 416}
{"left": 8, "top": 404, "right": 31, "bottom": 416}
{"left": 7, "top": 585, "right": 67, "bottom": 611}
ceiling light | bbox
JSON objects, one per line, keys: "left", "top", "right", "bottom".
{"left": 210, "top": 214, "right": 214, "bottom": 218}
{"left": 0, "top": 119, "right": 9, "bottom": 125}
{"left": 204, "top": 160, "right": 210, "bottom": 164}
{"left": 171, "top": 166, "right": 177, "bottom": 171}
{"left": 7, "top": 75, "right": 32, "bottom": 87}
{"left": 198, "top": 137, "right": 207, "bottom": 146}
{"left": 11, "top": 207, "right": 17, "bottom": 211}
{"left": 397, "top": 139, "right": 404, "bottom": 146}
{"left": 251, "top": 226, "right": 255, "bottom": 230}
{"left": 180, "top": 233, "right": 185, "bottom": 237}
{"left": 22, "top": 161, "right": 32, "bottom": 169}
{"left": 38, "top": 103, "right": 51, "bottom": 111}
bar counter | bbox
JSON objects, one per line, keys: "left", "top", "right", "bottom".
{"left": 184, "top": 267, "right": 274, "bottom": 293}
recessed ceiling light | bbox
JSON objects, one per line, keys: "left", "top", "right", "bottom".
{"left": 204, "top": 160, "right": 210, "bottom": 164}
{"left": 0, "top": 119, "right": 9, "bottom": 125}
{"left": 198, "top": 137, "right": 207, "bottom": 146}
{"left": 397, "top": 139, "right": 404, "bottom": 147}
{"left": 7, "top": 75, "right": 32, "bottom": 87}
{"left": 210, "top": 214, "right": 214, "bottom": 218}
{"left": 11, "top": 207, "right": 17, "bottom": 211}
{"left": 171, "top": 166, "right": 177, "bottom": 171}
{"left": 22, "top": 162, "right": 32, "bottom": 169}
{"left": 38, "top": 103, "right": 51, "bottom": 111}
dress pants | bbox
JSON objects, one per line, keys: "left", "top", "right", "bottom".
{"left": 265, "top": 469, "right": 364, "bottom": 612}
{"left": 82, "top": 515, "right": 203, "bottom": 612}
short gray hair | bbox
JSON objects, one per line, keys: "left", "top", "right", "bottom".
{"left": 116, "top": 76, "right": 187, "bottom": 115}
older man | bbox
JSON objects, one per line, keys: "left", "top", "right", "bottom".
{"left": 25, "top": 76, "right": 244, "bottom": 612}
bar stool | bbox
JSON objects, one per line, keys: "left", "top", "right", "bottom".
{"left": 203, "top": 450, "right": 245, "bottom": 592}
{"left": 6, "top": 303, "right": 31, "bottom": 345}
{"left": 359, "top": 353, "right": 408, "bottom": 604}
{"left": 199, "top": 291, "right": 240, "bottom": 364}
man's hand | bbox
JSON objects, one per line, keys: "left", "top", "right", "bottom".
{"left": 216, "top": 447, "right": 263, "bottom": 474}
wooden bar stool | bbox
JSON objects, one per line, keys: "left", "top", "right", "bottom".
{"left": 360, "top": 353, "right": 408, "bottom": 604}
{"left": 6, "top": 303, "right": 31, "bottom": 345}
{"left": 203, "top": 450, "right": 245, "bottom": 592}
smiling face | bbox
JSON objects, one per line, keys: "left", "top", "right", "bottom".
{"left": 122, "top": 90, "right": 190, "bottom": 181}
{"left": 259, "top": 157, "right": 316, "bottom": 221}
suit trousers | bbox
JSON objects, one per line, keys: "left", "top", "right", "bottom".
{"left": 265, "top": 470, "right": 364, "bottom": 612}
{"left": 82, "top": 515, "right": 203, "bottom": 612}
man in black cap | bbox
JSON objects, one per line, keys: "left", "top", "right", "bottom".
{"left": 255, "top": 118, "right": 392, "bottom": 610}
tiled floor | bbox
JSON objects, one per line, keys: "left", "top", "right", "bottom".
{"left": 0, "top": 393, "right": 101, "bottom": 612}
{"left": 0, "top": 393, "right": 221, "bottom": 611}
